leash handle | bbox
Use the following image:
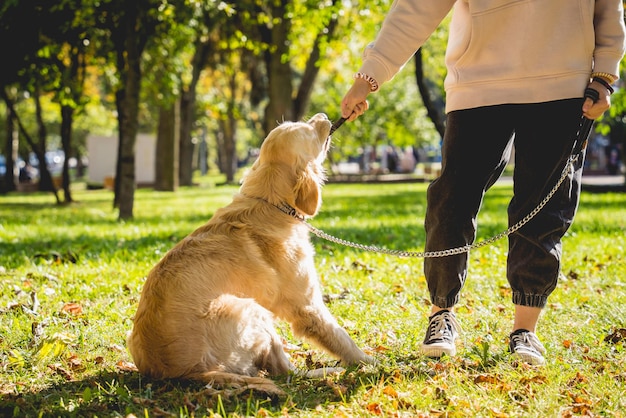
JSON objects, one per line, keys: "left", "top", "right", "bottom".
{"left": 572, "top": 88, "right": 599, "bottom": 155}
{"left": 330, "top": 117, "right": 347, "bottom": 135}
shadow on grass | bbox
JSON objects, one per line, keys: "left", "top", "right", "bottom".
{"left": 3, "top": 182, "right": 624, "bottom": 270}
{"left": 1, "top": 369, "right": 291, "bottom": 417}
{"left": 0, "top": 231, "right": 187, "bottom": 270}
{"left": 0, "top": 364, "right": 440, "bottom": 417}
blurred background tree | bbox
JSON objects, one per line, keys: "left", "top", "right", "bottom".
{"left": 1, "top": 1, "right": 624, "bottom": 219}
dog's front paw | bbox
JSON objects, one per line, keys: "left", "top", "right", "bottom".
{"left": 356, "top": 354, "right": 378, "bottom": 367}
{"left": 343, "top": 352, "right": 377, "bottom": 367}
{"left": 361, "top": 354, "right": 377, "bottom": 365}
{"left": 304, "top": 367, "right": 346, "bottom": 379}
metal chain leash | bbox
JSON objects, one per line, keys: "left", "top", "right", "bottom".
{"left": 302, "top": 153, "right": 580, "bottom": 258}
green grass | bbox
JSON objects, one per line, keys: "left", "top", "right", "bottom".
{"left": 1, "top": 179, "right": 625, "bottom": 417}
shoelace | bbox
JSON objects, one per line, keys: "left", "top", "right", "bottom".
{"left": 510, "top": 332, "right": 545, "bottom": 354}
{"left": 427, "top": 312, "right": 462, "bottom": 342}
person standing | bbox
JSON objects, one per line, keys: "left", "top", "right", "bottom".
{"left": 341, "top": 0, "right": 626, "bottom": 365}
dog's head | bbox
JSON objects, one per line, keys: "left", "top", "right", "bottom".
{"left": 241, "top": 113, "right": 332, "bottom": 217}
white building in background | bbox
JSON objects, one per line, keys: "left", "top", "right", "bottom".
{"left": 86, "top": 134, "right": 155, "bottom": 188}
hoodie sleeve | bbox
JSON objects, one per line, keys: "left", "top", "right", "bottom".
{"left": 359, "top": 0, "right": 457, "bottom": 87}
{"left": 593, "top": 0, "right": 626, "bottom": 77}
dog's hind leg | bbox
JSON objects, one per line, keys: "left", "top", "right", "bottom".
{"left": 203, "top": 295, "right": 292, "bottom": 377}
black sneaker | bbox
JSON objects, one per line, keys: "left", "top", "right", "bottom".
{"left": 509, "top": 329, "right": 546, "bottom": 365}
{"left": 419, "top": 310, "right": 461, "bottom": 357}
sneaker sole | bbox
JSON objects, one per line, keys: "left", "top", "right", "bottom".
{"left": 420, "top": 345, "right": 456, "bottom": 358}
{"left": 511, "top": 352, "right": 545, "bottom": 366}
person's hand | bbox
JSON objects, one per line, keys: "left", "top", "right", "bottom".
{"left": 341, "top": 78, "right": 371, "bottom": 121}
{"left": 582, "top": 80, "right": 612, "bottom": 120}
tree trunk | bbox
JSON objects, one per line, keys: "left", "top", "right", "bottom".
{"left": 224, "top": 115, "right": 237, "bottom": 183}
{"left": 155, "top": 102, "right": 179, "bottom": 191}
{"left": 215, "top": 70, "right": 239, "bottom": 183}
{"left": 217, "top": 118, "right": 237, "bottom": 183}
{"left": 179, "top": 32, "right": 213, "bottom": 186}
{"left": 33, "top": 87, "right": 59, "bottom": 201}
{"left": 3, "top": 104, "right": 17, "bottom": 192}
{"left": 414, "top": 49, "right": 446, "bottom": 139}
{"left": 116, "top": 71, "right": 140, "bottom": 220}
{"left": 292, "top": 0, "right": 340, "bottom": 120}
{"left": 262, "top": 2, "right": 294, "bottom": 134}
{"left": 60, "top": 105, "right": 74, "bottom": 203}
{"left": 2, "top": 87, "right": 59, "bottom": 202}
{"left": 178, "top": 88, "right": 195, "bottom": 186}
{"left": 57, "top": 42, "right": 86, "bottom": 203}
{"left": 113, "top": 88, "right": 124, "bottom": 209}
{"left": 114, "top": 12, "right": 144, "bottom": 220}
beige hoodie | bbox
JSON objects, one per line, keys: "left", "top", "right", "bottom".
{"left": 359, "top": 0, "right": 626, "bottom": 112}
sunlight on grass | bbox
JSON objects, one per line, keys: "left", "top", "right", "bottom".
{"left": 1, "top": 181, "right": 625, "bottom": 417}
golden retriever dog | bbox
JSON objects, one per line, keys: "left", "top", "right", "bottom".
{"left": 127, "top": 113, "right": 373, "bottom": 393}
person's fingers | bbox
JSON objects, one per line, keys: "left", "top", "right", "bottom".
{"left": 345, "top": 100, "right": 368, "bottom": 121}
{"left": 341, "top": 97, "right": 357, "bottom": 119}
{"left": 341, "top": 79, "right": 371, "bottom": 119}
{"left": 342, "top": 100, "right": 367, "bottom": 121}
{"left": 341, "top": 93, "right": 363, "bottom": 119}
{"left": 581, "top": 97, "right": 594, "bottom": 115}
{"left": 583, "top": 84, "right": 611, "bottom": 120}
{"left": 582, "top": 97, "right": 610, "bottom": 120}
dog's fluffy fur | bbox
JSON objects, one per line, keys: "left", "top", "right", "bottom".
{"left": 127, "top": 113, "right": 373, "bottom": 393}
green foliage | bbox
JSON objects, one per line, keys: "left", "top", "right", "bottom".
{"left": 1, "top": 179, "right": 625, "bottom": 416}
{"left": 6, "top": 0, "right": 625, "bottom": 177}
{"left": 308, "top": 1, "right": 447, "bottom": 156}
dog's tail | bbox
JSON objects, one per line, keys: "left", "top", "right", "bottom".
{"left": 187, "top": 371, "right": 285, "bottom": 395}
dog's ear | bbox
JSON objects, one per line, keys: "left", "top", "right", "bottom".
{"left": 293, "top": 164, "right": 321, "bottom": 217}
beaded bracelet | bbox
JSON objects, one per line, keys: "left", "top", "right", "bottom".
{"left": 590, "top": 72, "right": 618, "bottom": 83}
{"left": 592, "top": 76, "right": 615, "bottom": 94}
{"left": 354, "top": 72, "right": 379, "bottom": 92}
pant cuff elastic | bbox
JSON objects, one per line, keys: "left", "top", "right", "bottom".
{"left": 512, "top": 292, "right": 548, "bottom": 308}
{"left": 432, "top": 295, "right": 459, "bottom": 310}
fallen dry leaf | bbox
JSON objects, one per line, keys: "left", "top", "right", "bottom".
{"left": 567, "top": 372, "right": 588, "bottom": 386}
{"left": 150, "top": 406, "right": 177, "bottom": 417}
{"left": 520, "top": 375, "right": 547, "bottom": 385}
{"left": 351, "top": 260, "right": 375, "bottom": 272}
{"left": 67, "top": 354, "right": 85, "bottom": 371}
{"left": 109, "top": 344, "right": 126, "bottom": 352}
{"left": 325, "top": 378, "right": 348, "bottom": 397}
{"left": 116, "top": 360, "right": 138, "bottom": 372}
{"left": 488, "top": 407, "right": 510, "bottom": 418}
{"left": 473, "top": 374, "right": 503, "bottom": 385}
{"left": 332, "top": 409, "right": 352, "bottom": 418}
{"left": 365, "top": 402, "right": 383, "bottom": 415}
{"left": 567, "top": 270, "right": 580, "bottom": 280}
{"left": 48, "top": 363, "right": 73, "bottom": 380}
{"left": 382, "top": 385, "right": 398, "bottom": 398}
{"left": 391, "top": 369, "right": 403, "bottom": 383}
{"left": 604, "top": 328, "right": 626, "bottom": 344}
{"left": 323, "top": 289, "right": 350, "bottom": 303}
{"left": 61, "top": 302, "right": 83, "bottom": 315}
{"left": 132, "top": 396, "right": 155, "bottom": 407}
{"left": 392, "top": 284, "right": 404, "bottom": 294}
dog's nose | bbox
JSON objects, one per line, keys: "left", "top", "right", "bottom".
{"left": 309, "top": 113, "right": 328, "bottom": 122}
